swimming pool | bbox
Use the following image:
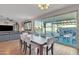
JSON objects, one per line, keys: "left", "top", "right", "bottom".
{"left": 55, "top": 36, "right": 77, "bottom": 47}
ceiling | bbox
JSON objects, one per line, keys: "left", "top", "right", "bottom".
{"left": 0, "top": 4, "right": 72, "bottom": 22}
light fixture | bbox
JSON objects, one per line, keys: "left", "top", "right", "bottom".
{"left": 38, "top": 4, "right": 50, "bottom": 10}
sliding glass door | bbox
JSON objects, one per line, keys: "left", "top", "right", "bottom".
{"left": 33, "top": 11, "right": 77, "bottom": 47}
{"left": 53, "top": 12, "right": 77, "bottom": 47}
{"left": 44, "top": 11, "right": 77, "bottom": 47}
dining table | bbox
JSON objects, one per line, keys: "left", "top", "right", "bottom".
{"left": 30, "top": 35, "right": 47, "bottom": 55}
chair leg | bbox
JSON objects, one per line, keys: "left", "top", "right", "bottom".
{"left": 20, "top": 39, "right": 22, "bottom": 49}
{"left": 37, "top": 48, "right": 39, "bottom": 55}
{"left": 25, "top": 42, "right": 27, "bottom": 54}
{"left": 46, "top": 46, "right": 48, "bottom": 55}
{"left": 23, "top": 44, "right": 25, "bottom": 52}
{"left": 29, "top": 44, "right": 31, "bottom": 55}
{"left": 23, "top": 41, "right": 25, "bottom": 52}
{"left": 51, "top": 44, "right": 53, "bottom": 55}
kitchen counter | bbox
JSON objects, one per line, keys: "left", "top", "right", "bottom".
{"left": 0, "top": 31, "right": 21, "bottom": 41}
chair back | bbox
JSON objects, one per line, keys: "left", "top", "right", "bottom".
{"left": 20, "top": 33, "right": 24, "bottom": 41}
{"left": 22, "top": 32, "right": 28, "bottom": 40}
{"left": 47, "top": 38, "right": 53, "bottom": 46}
{"left": 20, "top": 32, "right": 28, "bottom": 41}
{"left": 25, "top": 33, "right": 32, "bottom": 44}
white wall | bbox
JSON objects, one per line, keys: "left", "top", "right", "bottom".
{"left": 0, "top": 21, "right": 14, "bottom": 25}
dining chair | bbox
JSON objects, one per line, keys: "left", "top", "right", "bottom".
{"left": 24, "top": 34, "right": 40, "bottom": 55}
{"left": 31, "top": 42, "right": 40, "bottom": 55}
{"left": 45, "top": 37, "right": 54, "bottom": 55}
{"left": 22, "top": 32, "right": 28, "bottom": 52}
{"left": 20, "top": 32, "right": 28, "bottom": 54}
{"left": 20, "top": 32, "right": 25, "bottom": 51}
{"left": 30, "top": 35, "right": 40, "bottom": 55}
{"left": 23, "top": 33, "right": 32, "bottom": 55}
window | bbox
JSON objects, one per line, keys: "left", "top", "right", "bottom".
{"left": 24, "top": 21, "right": 31, "bottom": 31}
{"left": 33, "top": 12, "right": 77, "bottom": 47}
{"left": 34, "top": 20, "right": 42, "bottom": 35}
{"left": 43, "top": 12, "right": 77, "bottom": 47}
{"left": 45, "top": 23, "right": 52, "bottom": 37}
{"left": 52, "top": 12, "right": 77, "bottom": 47}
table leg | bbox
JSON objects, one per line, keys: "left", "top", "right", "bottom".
{"left": 39, "top": 45, "right": 43, "bottom": 55}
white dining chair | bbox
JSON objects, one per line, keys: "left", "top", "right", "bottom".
{"left": 43, "top": 37, "right": 54, "bottom": 55}
{"left": 32, "top": 35, "right": 43, "bottom": 55}
{"left": 23, "top": 33, "right": 38, "bottom": 55}
{"left": 29, "top": 34, "right": 43, "bottom": 55}
{"left": 20, "top": 32, "right": 25, "bottom": 51}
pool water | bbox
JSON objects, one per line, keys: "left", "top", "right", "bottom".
{"left": 57, "top": 36, "right": 77, "bottom": 47}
